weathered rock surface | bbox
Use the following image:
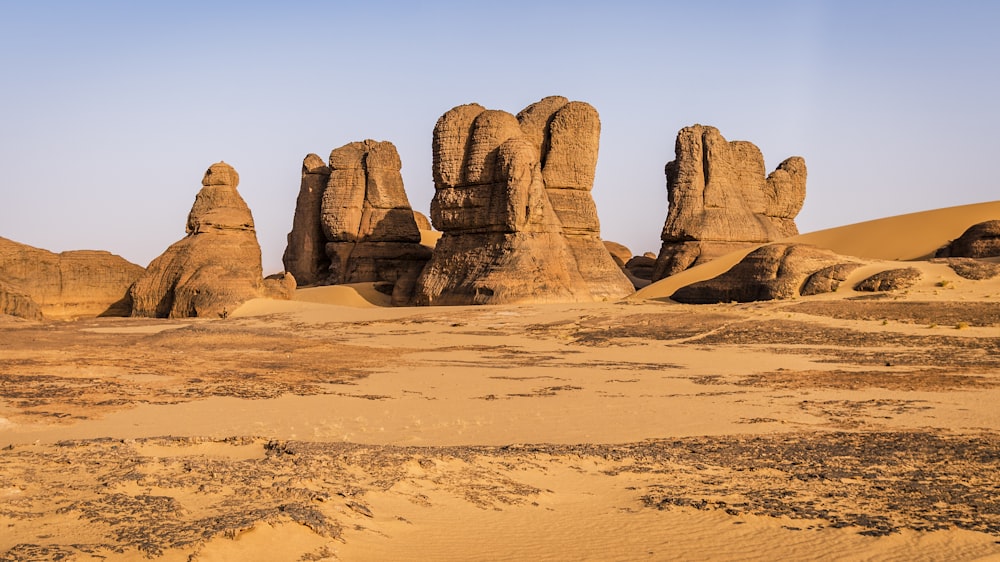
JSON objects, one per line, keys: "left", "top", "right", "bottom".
{"left": 130, "top": 162, "right": 294, "bottom": 318}
{"left": 282, "top": 153, "right": 331, "bottom": 286}
{"left": 283, "top": 143, "right": 431, "bottom": 304}
{"left": 936, "top": 220, "right": 1000, "bottom": 258}
{"left": 625, "top": 255, "right": 657, "bottom": 281}
{"left": 0, "top": 279, "right": 43, "bottom": 320}
{"left": 654, "top": 125, "right": 807, "bottom": 280}
{"left": 603, "top": 241, "right": 632, "bottom": 267}
{"left": 414, "top": 96, "right": 633, "bottom": 305}
{"left": 0, "top": 237, "right": 143, "bottom": 319}
{"left": 854, "top": 268, "right": 922, "bottom": 292}
{"left": 933, "top": 258, "right": 1000, "bottom": 280}
{"left": 671, "top": 244, "right": 861, "bottom": 304}
{"left": 800, "top": 263, "right": 865, "bottom": 296}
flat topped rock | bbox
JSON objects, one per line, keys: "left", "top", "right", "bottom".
{"left": 0, "top": 237, "right": 143, "bottom": 320}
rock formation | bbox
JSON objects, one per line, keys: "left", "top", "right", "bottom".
{"left": 670, "top": 244, "right": 861, "bottom": 304}
{"left": 936, "top": 220, "right": 1000, "bottom": 259}
{"left": 933, "top": 258, "right": 1000, "bottom": 280}
{"left": 854, "top": 268, "right": 922, "bottom": 292}
{"left": 603, "top": 241, "right": 632, "bottom": 268}
{"left": 130, "top": 162, "right": 294, "bottom": 318}
{"left": 624, "top": 255, "right": 657, "bottom": 282}
{"left": 0, "top": 236, "right": 143, "bottom": 319}
{"left": 0, "top": 279, "right": 43, "bottom": 320}
{"left": 283, "top": 142, "right": 431, "bottom": 305}
{"left": 282, "top": 154, "right": 331, "bottom": 286}
{"left": 653, "top": 125, "right": 807, "bottom": 280}
{"left": 413, "top": 96, "right": 633, "bottom": 305}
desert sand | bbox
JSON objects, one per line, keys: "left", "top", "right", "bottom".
{"left": 2, "top": 203, "right": 1000, "bottom": 561}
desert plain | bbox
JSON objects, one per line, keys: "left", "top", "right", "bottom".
{"left": 2, "top": 203, "right": 1000, "bottom": 561}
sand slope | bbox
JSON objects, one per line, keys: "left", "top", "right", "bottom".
{"left": 635, "top": 200, "right": 1000, "bottom": 301}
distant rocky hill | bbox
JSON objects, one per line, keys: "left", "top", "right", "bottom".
{"left": 0, "top": 236, "right": 143, "bottom": 320}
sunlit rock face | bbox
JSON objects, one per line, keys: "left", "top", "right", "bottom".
{"left": 131, "top": 162, "right": 294, "bottom": 318}
{"left": 413, "top": 96, "right": 633, "bottom": 305}
{"left": 653, "top": 125, "right": 806, "bottom": 280}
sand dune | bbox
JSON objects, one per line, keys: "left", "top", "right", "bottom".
{"left": 635, "top": 200, "right": 1000, "bottom": 301}
{"left": 787, "top": 200, "right": 1000, "bottom": 260}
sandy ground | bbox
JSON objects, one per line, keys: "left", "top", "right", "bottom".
{"left": 2, "top": 203, "right": 1000, "bottom": 561}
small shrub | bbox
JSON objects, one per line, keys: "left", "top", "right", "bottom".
{"left": 955, "top": 321, "right": 970, "bottom": 330}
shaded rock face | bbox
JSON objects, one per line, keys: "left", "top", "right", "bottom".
{"left": 0, "top": 237, "right": 144, "bottom": 319}
{"left": 283, "top": 142, "right": 431, "bottom": 305}
{"left": 654, "top": 125, "right": 807, "bottom": 280}
{"left": 282, "top": 154, "right": 331, "bottom": 286}
{"left": 130, "top": 162, "right": 294, "bottom": 318}
{"left": 936, "top": 220, "right": 1000, "bottom": 258}
{"left": 671, "top": 244, "right": 861, "bottom": 304}
{"left": 414, "top": 96, "right": 633, "bottom": 305}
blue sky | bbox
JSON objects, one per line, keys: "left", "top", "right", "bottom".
{"left": 2, "top": 1, "right": 997, "bottom": 273}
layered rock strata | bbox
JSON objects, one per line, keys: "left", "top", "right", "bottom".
{"left": 414, "top": 96, "right": 633, "bottom": 305}
{"left": 283, "top": 142, "right": 431, "bottom": 305}
{"left": 0, "top": 237, "right": 143, "bottom": 319}
{"left": 654, "top": 125, "right": 807, "bottom": 280}
{"left": 130, "top": 162, "right": 294, "bottom": 318}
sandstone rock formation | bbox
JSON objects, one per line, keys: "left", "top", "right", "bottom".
{"left": 413, "top": 96, "right": 633, "bottom": 305}
{"left": 933, "top": 258, "right": 1000, "bottom": 280}
{"left": 625, "top": 255, "right": 657, "bottom": 282}
{"left": 936, "top": 220, "right": 1000, "bottom": 258}
{"left": 0, "top": 279, "right": 43, "bottom": 320}
{"left": 653, "top": 125, "right": 807, "bottom": 280}
{"left": 603, "top": 241, "right": 632, "bottom": 268}
{"left": 854, "top": 268, "right": 922, "bottom": 292}
{"left": 670, "top": 244, "right": 862, "bottom": 304}
{"left": 130, "top": 162, "right": 294, "bottom": 318}
{"left": 283, "top": 142, "right": 431, "bottom": 305}
{"left": 0, "top": 237, "right": 143, "bottom": 319}
{"left": 282, "top": 153, "right": 331, "bottom": 286}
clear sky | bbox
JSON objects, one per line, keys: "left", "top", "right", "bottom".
{"left": 2, "top": 1, "right": 998, "bottom": 273}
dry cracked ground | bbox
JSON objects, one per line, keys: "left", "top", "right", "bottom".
{"left": 0, "top": 298, "right": 999, "bottom": 560}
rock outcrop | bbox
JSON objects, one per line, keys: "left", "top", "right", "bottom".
{"left": 933, "top": 258, "right": 1000, "bottom": 280}
{"left": 283, "top": 142, "right": 431, "bottom": 305}
{"left": 0, "top": 279, "right": 43, "bottom": 320}
{"left": 603, "top": 241, "right": 632, "bottom": 267}
{"left": 854, "top": 268, "right": 922, "bottom": 292}
{"left": 0, "top": 237, "right": 143, "bottom": 319}
{"left": 670, "top": 244, "right": 862, "bottom": 304}
{"left": 130, "top": 162, "right": 294, "bottom": 318}
{"left": 653, "top": 125, "right": 807, "bottom": 280}
{"left": 936, "top": 220, "right": 1000, "bottom": 259}
{"left": 413, "top": 96, "right": 633, "bottom": 305}
{"left": 282, "top": 154, "right": 331, "bottom": 286}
